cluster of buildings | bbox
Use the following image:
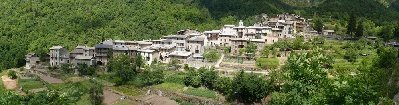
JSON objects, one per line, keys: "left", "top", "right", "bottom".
{"left": 44, "top": 14, "right": 331, "bottom": 67}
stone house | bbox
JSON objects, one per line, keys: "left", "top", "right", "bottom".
{"left": 125, "top": 41, "right": 139, "bottom": 58}
{"left": 250, "top": 39, "right": 266, "bottom": 55}
{"left": 219, "top": 25, "right": 237, "bottom": 47}
{"left": 74, "top": 55, "right": 96, "bottom": 66}
{"left": 264, "top": 35, "right": 279, "bottom": 45}
{"left": 323, "top": 30, "right": 335, "bottom": 36}
{"left": 149, "top": 44, "right": 175, "bottom": 62}
{"left": 25, "top": 53, "right": 40, "bottom": 69}
{"left": 137, "top": 49, "right": 159, "bottom": 65}
{"left": 95, "top": 44, "right": 112, "bottom": 66}
{"left": 230, "top": 38, "right": 247, "bottom": 55}
{"left": 168, "top": 51, "right": 192, "bottom": 63}
{"left": 162, "top": 35, "right": 188, "bottom": 51}
{"left": 113, "top": 45, "right": 129, "bottom": 56}
{"left": 187, "top": 36, "right": 207, "bottom": 54}
{"left": 70, "top": 46, "right": 86, "bottom": 64}
{"left": 138, "top": 41, "right": 153, "bottom": 49}
{"left": 49, "top": 46, "right": 69, "bottom": 67}
{"left": 83, "top": 47, "right": 95, "bottom": 57}
{"left": 204, "top": 30, "right": 220, "bottom": 47}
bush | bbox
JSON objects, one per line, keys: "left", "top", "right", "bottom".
{"left": 7, "top": 70, "right": 17, "bottom": 79}
{"left": 204, "top": 50, "right": 221, "bottom": 62}
{"left": 165, "top": 73, "right": 185, "bottom": 84}
{"left": 138, "top": 69, "right": 164, "bottom": 86}
{"left": 77, "top": 64, "right": 96, "bottom": 76}
{"left": 256, "top": 58, "right": 279, "bottom": 70}
{"left": 215, "top": 77, "right": 232, "bottom": 95}
{"left": 344, "top": 48, "right": 358, "bottom": 62}
{"left": 184, "top": 67, "right": 218, "bottom": 89}
{"left": 230, "top": 71, "right": 271, "bottom": 103}
{"left": 61, "top": 64, "right": 72, "bottom": 74}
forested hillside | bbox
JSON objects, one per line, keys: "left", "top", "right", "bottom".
{"left": 1, "top": 0, "right": 399, "bottom": 70}
{"left": 0, "top": 0, "right": 221, "bottom": 70}
{"left": 196, "top": 0, "right": 399, "bottom": 22}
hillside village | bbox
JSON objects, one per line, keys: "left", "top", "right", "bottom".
{"left": 8, "top": 13, "right": 399, "bottom": 105}
{"left": 32, "top": 14, "right": 334, "bottom": 70}
{"left": 2, "top": 0, "right": 399, "bottom": 104}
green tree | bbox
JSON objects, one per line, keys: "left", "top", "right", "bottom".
{"left": 90, "top": 80, "right": 103, "bottom": 105}
{"left": 77, "top": 64, "right": 96, "bottom": 76}
{"left": 224, "top": 47, "right": 231, "bottom": 54}
{"left": 245, "top": 41, "right": 257, "bottom": 59}
{"left": 230, "top": 70, "right": 271, "bottom": 103}
{"left": 363, "top": 19, "right": 377, "bottom": 36}
{"left": 375, "top": 47, "right": 398, "bottom": 69}
{"left": 347, "top": 14, "right": 357, "bottom": 37}
{"left": 313, "top": 18, "right": 323, "bottom": 33}
{"left": 200, "top": 69, "right": 218, "bottom": 89}
{"left": 135, "top": 54, "right": 143, "bottom": 70}
{"left": 0, "top": 91, "right": 22, "bottom": 105}
{"left": 61, "top": 64, "right": 73, "bottom": 74}
{"left": 140, "top": 64, "right": 164, "bottom": 86}
{"left": 215, "top": 76, "right": 232, "bottom": 95}
{"left": 344, "top": 47, "right": 358, "bottom": 62}
{"left": 184, "top": 70, "right": 202, "bottom": 88}
{"left": 355, "top": 20, "right": 364, "bottom": 38}
{"left": 292, "top": 37, "right": 304, "bottom": 50}
{"left": 108, "top": 55, "right": 136, "bottom": 85}
{"left": 270, "top": 48, "right": 332, "bottom": 104}
{"left": 7, "top": 70, "right": 17, "bottom": 79}
{"left": 379, "top": 24, "right": 395, "bottom": 41}
{"left": 261, "top": 46, "right": 270, "bottom": 58}
{"left": 204, "top": 50, "right": 221, "bottom": 62}
{"left": 168, "top": 58, "right": 181, "bottom": 70}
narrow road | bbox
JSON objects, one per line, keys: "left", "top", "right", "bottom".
{"left": 215, "top": 53, "right": 225, "bottom": 68}
{"left": 215, "top": 68, "right": 269, "bottom": 75}
{"left": 31, "top": 71, "right": 63, "bottom": 84}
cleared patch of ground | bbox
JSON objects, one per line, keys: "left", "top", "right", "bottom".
{"left": 1, "top": 76, "right": 18, "bottom": 90}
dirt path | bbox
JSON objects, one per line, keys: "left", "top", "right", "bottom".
{"left": 32, "top": 72, "right": 63, "bottom": 84}
{"left": 215, "top": 53, "right": 225, "bottom": 68}
{"left": 103, "top": 89, "right": 123, "bottom": 105}
{"left": 103, "top": 88, "right": 141, "bottom": 105}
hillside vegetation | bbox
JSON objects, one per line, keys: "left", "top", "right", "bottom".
{"left": 1, "top": 0, "right": 399, "bottom": 70}
{"left": 0, "top": 0, "right": 220, "bottom": 70}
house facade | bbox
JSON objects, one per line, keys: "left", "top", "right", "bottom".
{"left": 74, "top": 55, "right": 96, "bottom": 66}
{"left": 50, "top": 46, "right": 69, "bottom": 67}
{"left": 187, "top": 36, "right": 207, "bottom": 54}
{"left": 25, "top": 53, "right": 40, "bottom": 69}
{"left": 95, "top": 44, "right": 112, "bottom": 66}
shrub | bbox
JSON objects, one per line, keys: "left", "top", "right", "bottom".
{"left": 204, "top": 50, "right": 221, "bottom": 62}
{"left": 215, "top": 77, "right": 232, "bottom": 95}
{"left": 165, "top": 73, "right": 185, "bottom": 84}
{"left": 7, "top": 70, "right": 17, "bottom": 79}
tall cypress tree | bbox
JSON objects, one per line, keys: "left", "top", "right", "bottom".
{"left": 347, "top": 14, "right": 357, "bottom": 37}
{"left": 314, "top": 18, "right": 324, "bottom": 34}
{"left": 355, "top": 21, "right": 364, "bottom": 38}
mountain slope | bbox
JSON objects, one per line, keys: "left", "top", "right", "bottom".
{"left": 196, "top": 0, "right": 399, "bottom": 22}
{"left": 0, "top": 0, "right": 219, "bottom": 70}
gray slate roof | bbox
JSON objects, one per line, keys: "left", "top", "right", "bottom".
{"left": 75, "top": 55, "right": 94, "bottom": 60}
{"left": 113, "top": 45, "right": 129, "bottom": 51}
{"left": 95, "top": 44, "right": 112, "bottom": 49}
{"left": 188, "top": 36, "right": 205, "bottom": 42}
